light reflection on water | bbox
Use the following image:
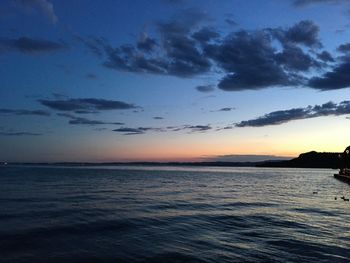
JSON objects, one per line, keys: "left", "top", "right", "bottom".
{"left": 0, "top": 166, "right": 350, "bottom": 262}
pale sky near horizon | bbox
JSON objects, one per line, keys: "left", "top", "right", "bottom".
{"left": 1, "top": 0, "right": 350, "bottom": 162}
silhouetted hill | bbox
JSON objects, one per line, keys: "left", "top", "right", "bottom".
{"left": 258, "top": 151, "right": 341, "bottom": 168}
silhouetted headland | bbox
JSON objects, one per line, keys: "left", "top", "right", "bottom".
{"left": 259, "top": 146, "right": 350, "bottom": 169}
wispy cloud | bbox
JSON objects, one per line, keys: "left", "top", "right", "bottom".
{"left": 0, "top": 131, "right": 42, "bottom": 136}
{"left": 0, "top": 108, "right": 50, "bottom": 116}
{"left": 0, "top": 37, "right": 66, "bottom": 54}
{"left": 39, "top": 98, "right": 139, "bottom": 112}
{"left": 217, "top": 107, "right": 235, "bottom": 112}
{"left": 236, "top": 101, "right": 350, "bottom": 127}
{"left": 57, "top": 113, "right": 124, "bottom": 126}
{"left": 113, "top": 124, "right": 212, "bottom": 135}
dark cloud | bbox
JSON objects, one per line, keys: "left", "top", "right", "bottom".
{"left": 273, "top": 20, "right": 321, "bottom": 48}
{"left": 275, "top": 45, "right": 319, "bottom": 71}
{"left": 308, "top": 59, "right": 350, "bottom": 90}
{"left": 196, "top": 85, "right": 215, "bottom": 92}
{"left": 218, "top": 107, "right": 235, "bottom": 112}
{"left": 85, "top": 9, "right": 212, "bottom": 78}
{"left": 337, "top": 43, "right": 350, "bottom": 53}
{"left": 207, "top": 30, "right": 296, "bottom": 91}
{"left": 113, "top": 127, "right": 164, "bottom": 135}
{"left": 293, "top": 0, "right": 349, "bottom": 7}
{"left": 192, "top": 27, "right": 220, "bottom": 43}
{"left": 183, "top": 125, "right": 212, "bottom": 132}
{"left": 0, "top": 132, "right": 42, "bottom": 136}
{"left": 317, "top": 51, "right": 334, "bottom": 62}
{"left": 0, "top": 37, "right": 66, "bottom": 54}
{"left": 86, "top": 73, "right": 97, "bottom": 79}
{"left": 57, "top": 113, "right": 124, "bottom": 126}
{"left": 113, "top": 124, "right": 212, "bottom": 135}
{"left": 103, "top": 32, "right": 211, "bottom": 77}
{"left": 236, "top": 101, "right": 350, "bottom": 127}
{"left": 85, "top": 17, "right": 336, "bottom": 91}
{"left": 137, "top": 33, "right": 157, "bottom": 52}
{"left": 153, "top": 116, "right": 164, "bottom": 120}
{"left": 16, "top": 0, "right": 57, "bottom": 24}
{"left": 0, "top": 108, "right": 50, "bottom": 116}
{"left": 39, "top": 98, "right": 138, "bottom": 112}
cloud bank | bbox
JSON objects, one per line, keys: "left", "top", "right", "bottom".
{"left": 81, "top": 15, "right": 350, "bottom": 91}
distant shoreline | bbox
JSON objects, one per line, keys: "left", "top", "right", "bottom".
{"left": 1, "top": 149, "right": 345, "bottom": 169}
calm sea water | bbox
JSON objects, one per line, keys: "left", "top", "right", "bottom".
{"left": 1, "top": 166, "right": 350, "bottom": 263}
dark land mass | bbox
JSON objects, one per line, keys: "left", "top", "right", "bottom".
{"left": 257, "top": 151, "right": 342, "bottom": 169}
{"left": 1, "top": 147, "right": 349, "bottom": 169}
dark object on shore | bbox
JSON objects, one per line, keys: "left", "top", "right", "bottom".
{"left": 313, "top": 191, "right": 318, "bottom": 194}
{"left": 334, "top": 172, "right": 350, "bottom": 184}
{"left": 333, "top": 146, "right": 350, "bottom": 183}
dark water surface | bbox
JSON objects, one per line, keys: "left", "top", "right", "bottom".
{"left": 1, "top": 166, "right": 350, "bottom": 262}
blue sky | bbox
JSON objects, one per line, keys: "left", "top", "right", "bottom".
{"left": 1, "top": 0, "right": 350, "bottom": 162}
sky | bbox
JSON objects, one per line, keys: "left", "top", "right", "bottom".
{"left": 1, "top": 0, "right": 350, "bottom": 162}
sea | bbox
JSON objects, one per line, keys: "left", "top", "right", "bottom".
{"left": 1, "top": 165, "right": 350, "bottom": 263}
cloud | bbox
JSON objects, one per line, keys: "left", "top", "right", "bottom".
{"left": 308, "top": 58, "right": 350, "bottom": 90}
{"left": 85, "top": 18, "right": 337, "bottom": 91}
{"left": 137, "top": 32, "right": 157, "bottom": 53}
{"left": 275, "top": 45, "right": 320, "bottom": 71}
{"left": 0, "top": 108, "right": 50, "bottom": 116}
{"left": 75, "top": 36, "right": 107, "bottom": 57}
{"left": 317, "top": 51, "right": 334, "bottom": 62}
{"left": 57, "top": 113, "right": 124, "bottom": 126}
{"left": 196, "top": 85, "right": 215, "bottom": 92}
{"left": 113, "top": 124, "right": 212, "bottom": 135}
{"left": 0, "top": 37, "right": 66, "bottom": 54}
{"left": 16, "top": 0, "right": 57, "bottom": 24}
{"left": 184, "top": 125, "right": 212, "bottom": 132}
{"left": 39, "top": 98, "right": 138, "bottom": 112}
{"left": 292, "top": 0, "right": 349, "bottom": 7}
{"left": 207, "top": 30, "right": 297, "bottom": 91}
{"left": 153, "top": 116, "right": 164, "bottom": 120}
{"left": 113, "top": 127, "right": 165, "bottom": 135}
{"left": 218, "top": 107, "right": 235, "bottom": 112}
{"left": 0, "top": 131, "right": 42, "bottom": 136}
{"left": 84, "top": 9, "right": 212, "bottom": 78}
{"left": 167, "top": 124, "right": 212, "bottom": 132}
{"left": 236, "top": 101, "right": 350, "bottom": 127}
{"left": 192, "top": 27, "right": 219, "bottom": 43}
{"left": 283, "top": 20, "right": 321, "bottom": 47}
{"left": 337, "top": 43, "right": 350, "bottom": 53}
